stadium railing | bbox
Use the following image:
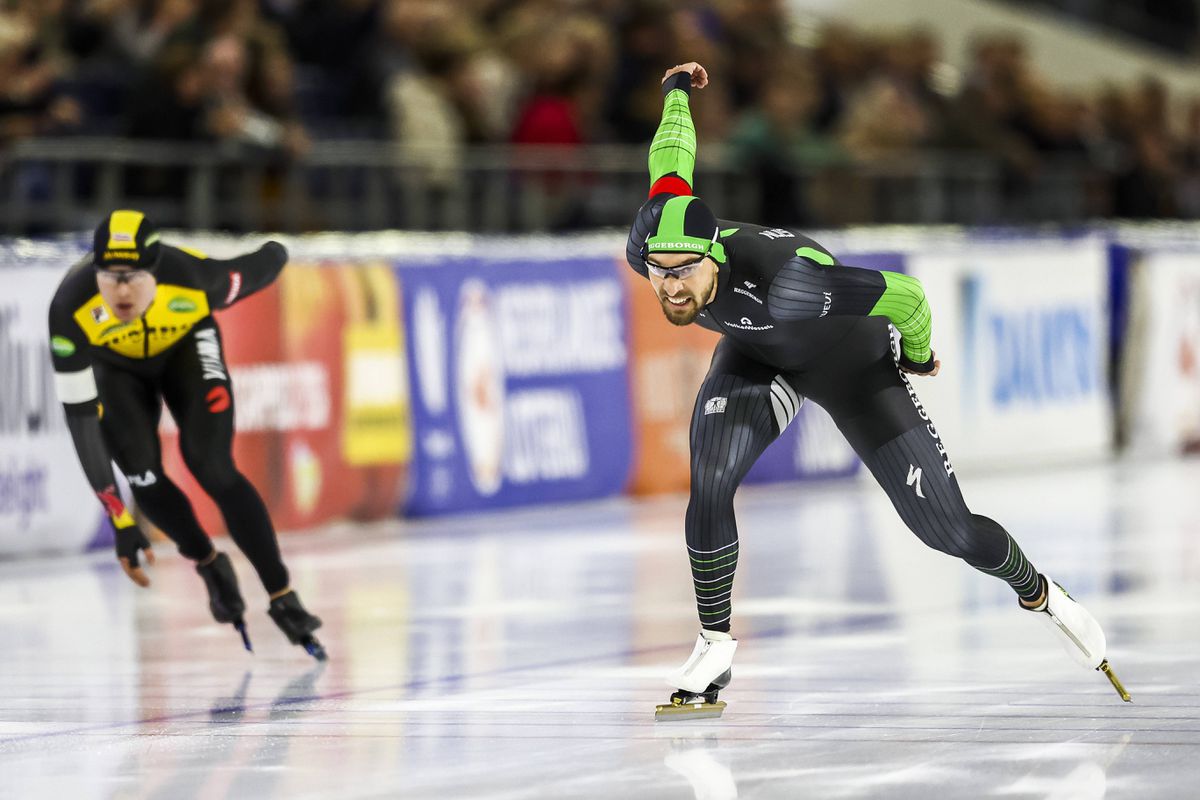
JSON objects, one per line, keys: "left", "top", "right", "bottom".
{"left": 0, "top": 138, "right": 1096, "bottom": 233}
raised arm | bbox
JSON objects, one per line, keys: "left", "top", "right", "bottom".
{"left": 180, "top": 241, "right": 289, "bottom": 310}
{"left": 767, "top": 254, "right": 936, "bottom": 373}
{"left": 647, "top": 62, "right": 708, "bottom": 198}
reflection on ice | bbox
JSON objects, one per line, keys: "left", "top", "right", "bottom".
{"left": 0, "top": 459, "right": 1198, "bottom": 798}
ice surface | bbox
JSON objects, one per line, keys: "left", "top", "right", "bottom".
{"left": 1, "top": 458, "right": 1197, "bottom": 799}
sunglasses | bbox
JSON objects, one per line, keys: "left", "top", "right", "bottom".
{"left": 644, "top": 229, "right": 718, "bottom": 280}
{"left": 95, "top": 268, "right": 154, "bottom": 286}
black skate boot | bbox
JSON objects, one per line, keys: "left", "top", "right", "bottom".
{"left": 268, "top": 591, "right": 326, "bottom": 661}
{"left": 196, "top": 552, "right": 252, "bottom": 652}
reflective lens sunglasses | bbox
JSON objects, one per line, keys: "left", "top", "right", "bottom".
{"left": 644, "top": 229, "right": 718, "bottom": 280}
{"left": 95, "top": 268, "right": 154, "bottom": 286}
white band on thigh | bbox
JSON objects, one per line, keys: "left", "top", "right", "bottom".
{"left": 769, "top": 375, "right": 802, "bottom": 433}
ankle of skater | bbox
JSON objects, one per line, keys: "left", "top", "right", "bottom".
{"left": 1019, "top": 575, "right": 1049, "bottom": 610}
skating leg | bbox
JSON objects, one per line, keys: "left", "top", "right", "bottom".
{"left": 196, "top": 551, "right": 252, "bottom": 651}
{"left": 656, "top": 631, "right": 737, "bottom": 720}
{"left": 268, "top": 590, "right": 326, "bottom": 661}
{"left": 1025, "top": 574, "right": 1130, "bottom": 702}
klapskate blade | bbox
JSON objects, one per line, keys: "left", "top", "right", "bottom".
{"left": 1099, "top": 660, "right": 1131, "bottom": 702}
{"left": 655, "top": 700, "right": 726, "bottom": 721}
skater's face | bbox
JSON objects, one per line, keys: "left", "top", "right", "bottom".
{"left": 96, "top": 266, "right": 158, "bottom": 322}
{"left": 647, "top": 252, "right": 718, "bottom": 326}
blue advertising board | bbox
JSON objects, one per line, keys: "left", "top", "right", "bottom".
{"left": 397, "top": 252, "right": 633, "bottom": 515}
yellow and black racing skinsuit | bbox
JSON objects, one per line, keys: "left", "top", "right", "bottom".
{"left": 48, "top": 242, "right": 290, "bottom": 592}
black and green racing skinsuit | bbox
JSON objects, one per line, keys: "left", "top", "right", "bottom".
{"left": 627, "top": 72, "right": 1044, "bottom": 633}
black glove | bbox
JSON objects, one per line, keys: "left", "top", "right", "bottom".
{"left": 898, "top": 352, "right": 937, "bottom": 374}
{"left": 114, "top": 522, "right": 155, "bottom": 586}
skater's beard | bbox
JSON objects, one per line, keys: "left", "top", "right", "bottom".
{"left": 656, "top": 272, "right": 716, "bottom": 326}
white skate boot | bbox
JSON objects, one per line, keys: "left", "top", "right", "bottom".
{"left": 656, "top": 631, "right": 737, "bottom": 720}
{"left": 1025, "top": 574, "right": 1130, "bottom": 702}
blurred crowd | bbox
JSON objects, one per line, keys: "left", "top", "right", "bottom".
{"left": 4, "top": 0, "right": 1200, "bottom": 221}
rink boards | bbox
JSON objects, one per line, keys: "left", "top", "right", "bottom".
{"left": 0, "top": 225, "right": 1191, "bottom": 555}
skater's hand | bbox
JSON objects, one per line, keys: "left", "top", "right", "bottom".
{"left": 114, "top": 523, "right": 155, "bottom": 587}
{"left": 662, "top": 62, "right": 709, "bottom": 89}
{"left": 899, "top": 350, "right": 940, "bottom": 377}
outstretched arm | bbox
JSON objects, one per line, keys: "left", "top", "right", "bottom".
{"left": 48, "top": 299, "right": 156, "bottom": 584}
{"left": 648, "top": 62, "right": 707, "bottom": 198}
{"left": 767, "top": 255, "right": 938, "bottom": 374}
{"left": 181, "top": 241, "right": 289, "bottom": 310}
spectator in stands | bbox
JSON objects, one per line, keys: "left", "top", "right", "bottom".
{"left": 126, "top": 41, "right": 206, "bottom": 141}
{"left": 729, "top": 52, "right": 846, "bottom": 226}
{"left": 719, "top": 0, "right": 791, "bottom": 111}
{"left": 381, "top": 0, "right": 470, "bottom": 186}
{"left": 201, "top": 33, "right": 307, "bottom": 156}
{"left": 605, "top": 2, "right": 678, "bottom": 144}
{"left": 810, "top": 23, "right": 874, "bottom": 134}
{"left": 839, "top": 32, "right": 941, "bottom": 161}
{"left": 0, "top": 11, "right": 83, "bottom": 142}
{"left": 942, "top": 33, "right": 1041, "bottom": 200}
{"left": 275, "top": 0, "right": 383, "bottom": 128}
{"left": 11, "top": 0, "right": 1200, "bottom": 229}
{"left": 1177, "top": 98, "right": 1200, "bottom": 216}
{"left": 96, "top": 0, "right": 197, "bottom": 65}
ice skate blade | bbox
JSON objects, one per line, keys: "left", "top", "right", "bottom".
{"left": 1098, "top": 660, "right": 1131, "bottom": 702}
{"left": 655, "top": 700, "right": 726, "bottom": 721}
{"left": 233, "top": 621, "right": 253, "bottom": 653}
{"left": 301, "top": 636, "right": 328, "bottom": 662}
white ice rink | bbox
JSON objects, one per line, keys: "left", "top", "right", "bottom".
{"left": 2, "top": 457, "right": 1199, "bottom": 799}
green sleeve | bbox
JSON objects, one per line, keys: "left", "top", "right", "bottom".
{"left": 870, "top": 272, "right": 933, "bottom": 364}
{"left": 647, "top": 74, "right": 697, "bottom": 194}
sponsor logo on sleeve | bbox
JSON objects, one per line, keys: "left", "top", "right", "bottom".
{"left": 50, "top": 336, "right": 75, "bottom": 357}
{"left": 704, "top": 397, "right": 727, "bottom": 415}
{"left": 168, "top": 297, "right": 197, "bottom": 313}
{"left": 224, "top": 272, "right": 243, "bottom": 305}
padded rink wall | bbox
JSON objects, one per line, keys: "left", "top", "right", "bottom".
{"left": 3, "top": 225, "right": 1190, "bottom": 557}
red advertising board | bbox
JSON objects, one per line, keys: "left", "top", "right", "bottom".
{"left": 622, "top": 265, "right": 719, "bottom": 495}
{"left": 158, "top": 262, "right": 410, "bottom": 537}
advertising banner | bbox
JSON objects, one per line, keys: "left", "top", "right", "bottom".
{"left": 0, "top": 248, "right": 108, "bottom": 556}
{"left": 1117, "top": 248, "right": 1200, "bottom": 455}
{"left": 160, "top": 260, "right": 411, "bottom": 533}
{"left": 398, "top": 252, "right": 632, "bottom": 515}
{"left": 623, "top": 265, "right": 720, "bottom": 495}
{"left": 907, "top": 235, "right": 1111, "bottom": 468}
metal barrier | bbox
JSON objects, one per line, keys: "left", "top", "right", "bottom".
{"left": 0, "top": 138, "right": 1096, "bottom": 233}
